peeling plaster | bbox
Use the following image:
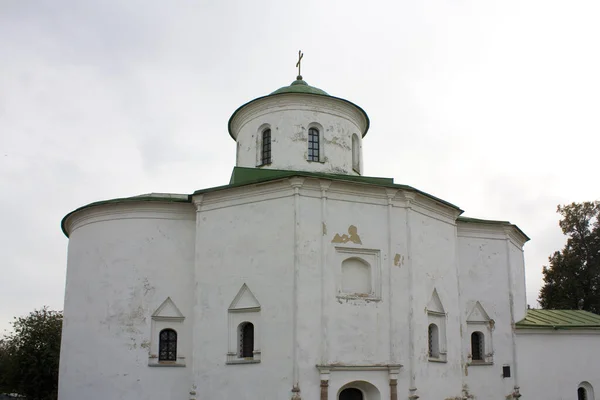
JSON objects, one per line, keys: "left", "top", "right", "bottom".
{"left": 393, "top": 253, "right": 403, "bottom": 266}
{"left": 331, "top": 225, "right": 362, "bottom": 244}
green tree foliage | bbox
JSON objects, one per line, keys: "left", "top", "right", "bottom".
{"left": 0, "top": 307, "right": 63, "bottom": 400}
{"left": 539, "top": 201, "right": 600, "bottom": 313}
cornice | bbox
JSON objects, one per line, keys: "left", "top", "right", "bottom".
{"left": 457, "top": 222, "right": 528, "bottom": 248}
{"left": 229, "top": 94, "right": 368, "bottom": 140}
{"left": 65, "top": 202, "right": 195, "bottom": 237}
{"left": 193, "top": 176, "right": 461, "bottom": 226}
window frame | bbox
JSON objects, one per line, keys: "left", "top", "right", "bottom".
{"left": 239, "top": 322, "right": 255, "bottom": 359}
{"left": 307, "top": 127, "right": 320, "bottom": 162}
{"left": 428, "top": 323, "right": 440, "bottom": 359}
{"left": 261, "top": 128, "right": 272, "bottom": 165}
{"left": 471, "top": 331, "right": 485, "bottom": 362}
{"left": 158, "top": 328, "right": 178, "bottom": 362}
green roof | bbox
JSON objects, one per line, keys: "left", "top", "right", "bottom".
{"left": 61, "top": 167, "right": 528, "bottom": 243}
{"left": 270, "top": 79, "right": 329, "bottom": 96}
{"left": 229, "top": 166, "right": 394, "bottom": 186}
{"left": 516, "top": 309, "right": 600, "bottom": 330}
{"left": 227, "top": 77, "right": 370, "bottom": 139}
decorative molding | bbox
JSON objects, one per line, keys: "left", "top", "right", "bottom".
{"left": 335, "top": 246, "right": 381, "bottom": 301}
{"left": 228, "top": 284, "right": 261, "bottom": 312}
{"left": 152, "top": 297, "right": 185, "bottom": 322}
{"left": 316, "top": 364, "right": 402, "bottom": 373}
{"left": 467, "top": 301, "right": 491, "bottom": 323}
{"left": 427, "top": 289, "right": 445, "bottom": 314}
{"left": 148, "top": 363, "right": 186, "bottom": 368}
{"left": 289, "top": 177, "right": 305, "bottom": 189}
{"left": 229, "top": 95, "right": 368, "bottom": 140}
{"left": 65, "top": 202, "right": 195, "bottom": 236}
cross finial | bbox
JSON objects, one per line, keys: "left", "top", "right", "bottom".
{"left": 296, "top": 50, "right": 304, "bottom": 80}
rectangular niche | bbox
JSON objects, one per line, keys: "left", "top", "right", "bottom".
{"left": 335, "top": 246, "right": 381, "bottom": 301}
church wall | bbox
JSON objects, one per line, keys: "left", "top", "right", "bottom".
{"left": 516, "top": 331, "right": 600, "bottom": 399}
{"left": 323, "top": 196, "right": 391, "bottom": 365}
{"left": 294, "top": 191, "right": 328, "bottom": 397}
{"left": 292, "top": 181, "right": 396, "bottom": 398}
{"left": 408, "top": 209, "right": 464, "bottom": 399}
{"left": 456, "top": 232, "right": 517, "bottom": 399}
{"left": 233, "top": 96, "right": 364, "bottom": 175}
{"left": 508, "top": 240, "right": 527, "bottom": 322}
{"left": 58, "top": 203, "right": 196, "bottom": 400}
{"left": 193, "top": 194, "right": 296, "bottom": 399}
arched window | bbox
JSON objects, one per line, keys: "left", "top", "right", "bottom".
{"left": 239, "top": 322, "right": 254, "bottom": 358}
{"left": 158, "top": 329, "right": 177, "bottom": 361}
{"left": 578, "top": 382, "right": 595, "bottom": 400}
{"left": 308, "top": 128, "right": 320, "bottom": 162}
{"left": 352, "top": 134, "right": 360, "bottom": 172}
{"left": 471, "top": 331, "right": 484, "bottom": 361}
{"left": 428, "top": 323, "right": 439, "bottom": 358}
{"left": 261, "top": 129, "right": 271, "bottom": 165}
{"left": 339, "top": 387, "right": 364, "bottom": 400}
{"left": 341, "top": 257, "right": 371, "bottom": 295}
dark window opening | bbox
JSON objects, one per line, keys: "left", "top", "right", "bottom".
{"left": 339, "top": 388, "right": 363, "bottom": 400}
{"left": 240, "top": 322, "right": 254, "bottom": 358}
{"left": 262, "top": 129, "right": 271, "bottom": 165}
{"left": 308, "top": 128, "right": 320, "bottom": 162}
{"left": 578, "top": 387, "right": 588, "bottom": 400}
{"left": 471, "top": 331, "right": 484, "bottom": 361}
{"left": 158, "top": 329, "right": 177, "bottom": 361}
{"left": 428, "top": 323, "right": 439, "bottom": 358}
{"left": 352, "top": 134, "right": 360, "bottom": 172}
{"left": 502, "top": 365, "right": 511, "bottom": 378}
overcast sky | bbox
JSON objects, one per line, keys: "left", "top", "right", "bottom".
{"left": 1, "top": 0, "right": 599, "bottom": 333}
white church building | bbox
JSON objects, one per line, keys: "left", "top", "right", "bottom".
{"left": 58, "top": 72, "right": 600, "bottom": 400}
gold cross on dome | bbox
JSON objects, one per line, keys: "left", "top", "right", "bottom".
{"left": 296, "top": 50, "right": 304, "bottom": 79}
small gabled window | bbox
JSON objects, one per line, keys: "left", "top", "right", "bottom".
{"left": 428, "top": 323, "right": 440, "bottom": 358}
{"left": 158, "top": 329, "right": 177, "bottom": 361}
{"left": 471, "top": 331, "right": 484, "bottom": 361}
{"left": 239, "top": 322, "right": 254, "bottom": 358}
{"left": 308, "top": 128, "right": 320, "bottom": 162}
{"left": 261, "top": 129, "right": 271, "bottom": 165}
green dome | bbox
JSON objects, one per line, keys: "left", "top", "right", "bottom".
{"left": 270, "top": 78, "right": 329, "bottom": 96}
{"left": 228, "top": 76, "right": 370, "bottom": 139}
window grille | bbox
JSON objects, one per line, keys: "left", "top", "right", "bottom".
{"left": 471, "top": 331, "right": 484, "bottom": 361}
{"left": 240, "top": 322, "right": 254, "bottom": 358}
{"left": 308, "top": 128, "right": 320, "bottom": 161}
{"left": 262, "top": 129, "right": 271, "bottom": 165}
{"left": 579, "top": 387, "right": 588, "bottom": 400}
{"left": 158, "top": 329, "right": 177, "bottom": 361}
{"left": 428, "top": 323, "right": 439, "bottom": 358}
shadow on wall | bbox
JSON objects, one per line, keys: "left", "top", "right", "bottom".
{"left": 337, "top": 381, "right": 381, "bottom": 400}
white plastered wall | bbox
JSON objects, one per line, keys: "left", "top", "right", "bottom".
{"left": 231, "top": 94, "right": 366, "bottom": 175}
{"left": 517, "top": 331, "right": 600, "bottom": 400}
{"left": 58, "top": 203, "right": 196, "bottom": 400}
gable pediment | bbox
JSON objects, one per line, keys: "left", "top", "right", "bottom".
{"left": 467, "top": 301, "right": 491, "bottom": 323}
{"left": 427, "top": 289, "right": 445, "bottom": 315}
{"left": 152, "top": 297, "right": 185, "bottom": 322}
{"left": 229, "top": 284, "right": 261, "bottom": 312}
